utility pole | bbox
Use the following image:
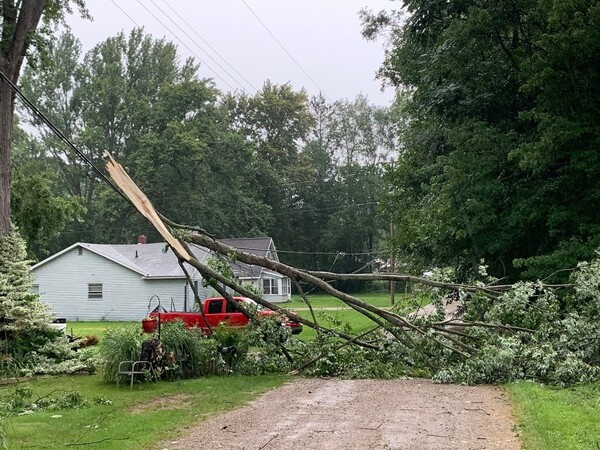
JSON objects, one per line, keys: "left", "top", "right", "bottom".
{"left": 385, "top": 158, "right": 396, "bottom": 306}
{"left": 390, "top": 220, "right": 395, "bottom": 306}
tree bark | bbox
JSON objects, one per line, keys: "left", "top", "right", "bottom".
{"left": 0, "top": 78, "right": 13, "bottom": 233}
{"left": 0, "top": 0, "right": 48, "bottom": 234}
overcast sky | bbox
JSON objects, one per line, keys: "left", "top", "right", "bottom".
{"left": 67, "top": 0, "right": 396, "bottom": 105}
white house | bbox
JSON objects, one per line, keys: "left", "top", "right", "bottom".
{"left": 31, "top": 236, "right": 291, "bottom": 321}
{"left": 31, "top": 238, "right": 215, "bottom": 321}
{"left": 218, "top": 237, "right": 291, "bottom": 303}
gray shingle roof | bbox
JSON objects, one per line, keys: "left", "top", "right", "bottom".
{"left": 80, "top": 242, "right": 210, "bottom": 278}
{"left": 32, "top": 237, "right": 279, "bottom": 281}
{"left": 218, "top": 237, "right": 274, "bottom": 258}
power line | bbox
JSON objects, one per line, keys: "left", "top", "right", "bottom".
{"left": 131, "top": 0, "right": 238, "bottom": 92}
{"left": 146, "top": 0, "right": 253, "bottom": 94}
{"left": 0, "top": 71, "right": 135, "bottom": 212}
{"left": 161, "top": 0, "right": 259, "bottom": 93}
{"left": 110, "top": 0, "right": 140, "bottom": 27}
{"left": 240, "top": 0, "right": 331, "bottom": 101}
{"left": 272, "top": 201, "right": 380, "bottom": 217}
{"left": 225, "top": 245, "right": 387, "bottom": 256}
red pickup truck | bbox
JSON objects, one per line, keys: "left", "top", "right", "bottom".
{"left": 142, "top": 297, "right": 302, "bottom": 335}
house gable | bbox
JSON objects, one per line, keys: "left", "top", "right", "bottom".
{"left": 31, "top": 243, "right": 146, "bottom": 276}
{"left": 218, "top": 237, "right": 278, "bottom": 261}
{"left": 218, "top": 237, "right": 281, "bottom": 280}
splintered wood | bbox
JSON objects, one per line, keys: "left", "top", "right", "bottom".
{"left": 105, "top": 152, "right": 191, "bottom": 261}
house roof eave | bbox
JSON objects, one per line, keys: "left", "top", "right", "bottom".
{"left": 30, "top": 242, "right": 81, "bottom": 270}
{"left": 142, "top": 276, "right": 187, "bottom": 280}
{"left": 30, "top": 243, "right": 148, "bottom": 277}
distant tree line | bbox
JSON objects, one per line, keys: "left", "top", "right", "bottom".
{"left": 14, "top": 29, "right": 397, "bottom": 281}
{"left": 16, "top": 0, "right": 599, "bottom": 285}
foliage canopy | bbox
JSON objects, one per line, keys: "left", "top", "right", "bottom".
{"left": 364, "top": 0, "right": 600, "bottom": 280}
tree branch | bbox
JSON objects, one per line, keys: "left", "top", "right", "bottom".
{"left": 173, "top": 242, "right": 380, "bottom": 350}
{"left": 165, "top": 221, "right": 473, "bottom": 358}
{"left": 5, "top": 0, "right": 47, "bottom": 77}
{"left": 433, "top": 320, "right": 534, "bottom": 334}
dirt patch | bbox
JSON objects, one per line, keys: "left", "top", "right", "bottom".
{"left": 164, "top": 378, "right": 520, "bottom": 449}
{"left": 129, "top": 394, "right": 194, "bottom": 415}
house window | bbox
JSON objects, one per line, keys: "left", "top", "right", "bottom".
{"left": 263, "top": 278, "right": 279, "bottom": 295}
{"left": 88, "top": 283, "right": 103, "bottom": 300}
{"left": 282, "top": 278, "right": 291, "bottom": 295}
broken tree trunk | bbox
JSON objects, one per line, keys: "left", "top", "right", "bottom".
{"left": 105, "top": 154, "right": 543, "bottom": 362}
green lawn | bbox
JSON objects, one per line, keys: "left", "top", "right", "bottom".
{"left": 285, "top": 292, "right": 417, "bottom": 310}
{"left": 507, "top": 381, "right": 600, "bottom": 449}
{"left": 293, "top": 308, "right": 381, "bottom": 342}
{"left": 0, "top": 374, "right": 286, "bottom": 449}
{"left": 67, "top": 321, "right": 136, "bottom": 338}
{"left": 284, "top": 292, "right": 429, "bottom": 341}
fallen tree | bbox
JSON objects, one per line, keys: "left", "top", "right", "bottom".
{"left": 106, "top": 155, "right": 600, "bottom": 385}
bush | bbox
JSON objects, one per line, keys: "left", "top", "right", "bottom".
{"left": 160, "top": 321, "right": 222, "bottom": 377}
{"left": 98, "top": 325, "right": 143, "bottom": 382}
{"left": 98, "top": 322, "right": 225, "bottom": 382}
{"left": 0, "top": 229, "right": 91, "bottom": 377}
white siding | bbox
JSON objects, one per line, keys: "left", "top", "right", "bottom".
{"left": 238, "top": 276, "right": 290, "bottom": 303}
{"left": 32, "top": 247, "right": 213, "bottom": 321}
{"left": 261, "top": 271, "right": 291, "bottom": 303}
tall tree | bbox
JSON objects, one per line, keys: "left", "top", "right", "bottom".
{"left": 128, "top": 80, "right": 273, "bottom": 238}
{"left": 363, "top": 0, "right": 600, "bottom": 280}
{"left": 20, "top": 29, "right": 198, "bottom": 244}
{"left": 287, "top": 94, "right": 337, "bottom": 270}
{"left": 224, "top": 88, "right": 397, "bottom": 278}
{"left": 223, "top": 81, "right": 315, "bottom": 248}
{"left": 0, "top": 0, "right": 87, "bottom": 234}
{"left": 11, "top": 123, "right": 84, "bottom": 257}
{"left": 321, "top": 95, "right": 397, "bottom": 276}
{"left": 20, "top": 31, "right": 83, "bottom": 197}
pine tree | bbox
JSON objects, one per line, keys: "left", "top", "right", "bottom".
{"left": 0, "top": 228, "right": 57, "bottom": 356}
